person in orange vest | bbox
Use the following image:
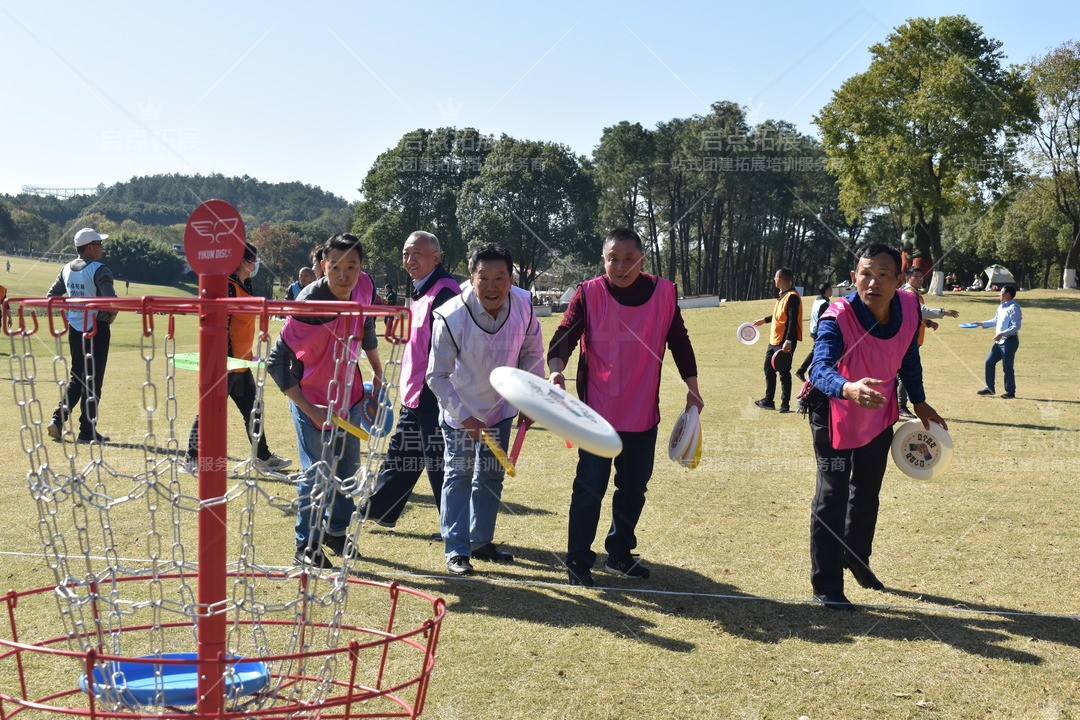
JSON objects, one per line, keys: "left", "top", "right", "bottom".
{"left": 182, "top": 242, "right": 291, "bottom": 474}
{"left": 754, "top": 267, "right": 802, "bottom": 413}
{"left": 896, "top": 266, "right": 959, "bottom": 418}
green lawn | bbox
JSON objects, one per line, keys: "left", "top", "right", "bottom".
{"left": 1, "top": 253, "right": 1077, "bottom": 719}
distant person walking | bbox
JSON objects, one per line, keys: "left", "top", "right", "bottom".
{"left": 795, "top": 283, "right": 832, "bottom": 382}
{"left": 46, "top": 228, "right": 117, "bottom": 444}
{"left": 382, "top": 283, "right": 398, "bottom": 306}
{"left": 976, "top": 285, "right": 1021, "bottom": 399}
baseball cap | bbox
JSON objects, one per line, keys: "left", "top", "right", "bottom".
{"left": 74, "top": 228, "right": 108, "bottom": 248}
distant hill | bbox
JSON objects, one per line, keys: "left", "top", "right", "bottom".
{"left": 4, "top": 173, "right": 351, "bottom": 228}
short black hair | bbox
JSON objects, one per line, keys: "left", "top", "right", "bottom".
{"left": 818, "top": 282, "right": 831, "bottom": 296}
{"left": 905, "top": 265, "right": 925, "bottom": 276}
{"left": 1002, "top": 284, "right": 1017, "bottom": 298}
{"left": 468, "top": 243, "right": 513, "bottom": 276}
{"left": 854, "top": 243, "right": 902, "bottom": 276}
{"left": 311, "top": 243, "right": 325, "bottom": 265}
{"left": 323, "top": 233, "right": 364, "bottom": 263}
{"left": 777, "top": 267, "right": 794, "bottom": 283}
{"left": 243, "top": 242, "right": 258, "bottom": 263}
{"left": 604, "top": 228, "right": 644, "bottom": 252}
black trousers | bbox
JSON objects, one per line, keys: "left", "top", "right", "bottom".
{"left": 808, "top": 400, "right": 892, "bottom": 595}
{"left": 364, "top": 385, "right": 445, "bottom": 525}
{"left": 54, "top": 323, "right": 111, "bottom": 437}
{"left": 763, "top": 341, "right": 797, "bottom": 406}
{"left": 187, "top": 369, "right": 271, "bottom": 461}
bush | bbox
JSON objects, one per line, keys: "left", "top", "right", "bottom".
{"left": 103, "top": 232, "right": 186, "bottom": 285}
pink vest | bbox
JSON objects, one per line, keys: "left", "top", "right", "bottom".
{"left": 280, "top": 273, "right": 375, "bottom": 420}
{"left": 582, "top": 275, "right": 676, "bottom": 432}
{"left": 823, "top": 292, "right": 920, "bottom": 450}
{"left": 400, "top": 275, "right": 461, "bottom": 409}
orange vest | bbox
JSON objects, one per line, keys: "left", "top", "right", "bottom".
{"left": 228, "top": 277, "right": 257, "bottom": 370}
{"left": 901, "top": 286, "right": 927, "bottom": 346}
{"left": 770, "top": 288, "right": 803, "bottom": 345}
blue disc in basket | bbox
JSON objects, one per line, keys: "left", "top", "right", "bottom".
{"left": 80, "top": 653, "right": 269, "bottom": 706}
{"left": 360, "top": 381, "right": 394, "bottom": 437}
{"left": 958, "top": 322, "right": 980, "bottom": 329}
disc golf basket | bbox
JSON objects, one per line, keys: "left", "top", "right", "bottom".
{"left": 0, "top": 291, "right": 446, "bottom": 719}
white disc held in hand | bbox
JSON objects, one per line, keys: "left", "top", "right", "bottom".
{"left": 489, "top": 366, "right": 622, "bottom": 458}
{"left": 737, "top": 322, "right": 760, "bottom": 345}
{"left": 890, "top": 420, "right": 953, "bottom": 479}
{"left": 668, "top": 406, "right": 700, "bottom": 463}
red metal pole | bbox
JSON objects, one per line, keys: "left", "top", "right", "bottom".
{"left": 196, "top": 274, "right": 229, "bottom": 717}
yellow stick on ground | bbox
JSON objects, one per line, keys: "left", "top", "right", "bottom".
{"left": 332, "top": 415, "right": 370, "bottom": 441}
{"left": 481, "top": 430, "right": 516, "bottom": 477}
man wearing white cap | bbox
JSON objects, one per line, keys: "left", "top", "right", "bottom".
{"left": 46, "top": 228, "right": 117, "bottom": 443}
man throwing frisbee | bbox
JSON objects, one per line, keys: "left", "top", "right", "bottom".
{"left": 802, "top": 244, "right": 947, "bottom": 610}
{"left": 548, "top": 228, "right": 704, "bottom": 587}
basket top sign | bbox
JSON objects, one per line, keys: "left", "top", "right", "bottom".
{"left": 184, "top": 199, "right": 246, "bottom": 276}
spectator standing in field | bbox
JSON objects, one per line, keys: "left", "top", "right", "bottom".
{"left": 267, "top": 233, "right": 384, "bottom": 569}
{"left": 46, "top": 228, "right": 117, "bottom": 444}
{"left": 795, "top": 282, "right": 832, "bottom": 383}
{"left": 976, "top": 285, "right": 1021, "bottom": 399}
{"left": 286, "top": 266, "right": 315, "bottom": 301}
{"left": 547, "top": 228, "right": 703, "bottom": 587}
{"left": 427, "top": 244, "right": 544, "bottom": 576}
{"left": 896, "top": 266, "right": 959, "bottom": 418}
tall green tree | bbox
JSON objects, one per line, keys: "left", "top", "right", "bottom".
{"left": 816, "top": 15, "right": 1038, "bottom": 291}
{"left": 457, "top": 137, "right": 598, "bottom": 290}
{"left": 1027, "top": 41, "right": 1080, "bottom": 288}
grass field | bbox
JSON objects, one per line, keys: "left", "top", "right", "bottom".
{"left": 1, "top": 252, "right": 1078, "bottom": 719}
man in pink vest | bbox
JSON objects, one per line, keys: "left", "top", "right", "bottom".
{"left": 363, "top": 231, "right": 460, "bottom": 529}
{"left": 548, "top": 228, "right": 704, "bottom": 587}
{"left": 267, "top": 233, "right": 383, "bottom": 570}
{"left": 802, "top": 243, "right": 947, "bottom": 610}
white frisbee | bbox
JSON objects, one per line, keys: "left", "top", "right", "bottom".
{"left": 736, "top": 322, "right": 760, "bottom": 345}
{"left": 890, "top": 420, "right": 953, "bottom": 480}
{"left": 489, "top": 366, "right": 622, "bottom": 458}
{"left": 668, "top": 406, "right": 700, "bottom": 463}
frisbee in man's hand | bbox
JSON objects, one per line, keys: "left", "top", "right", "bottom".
{"left": 359, "top": 381, "right": 394, "bottom": 437}
{"left": 736, "top": 322, "right": 760, "bottom": 345}
{"left": 668, "top": 406, "right": 700, "bottom": 463}
{"left": 771, "top": 350, "right": 792, "bottom": 373}
{"left": 489, "top": 366, "right": 622, "bottom": 458}
{"left": 959, "top": 322, "right": 980, "bottom": 329}
{"left": 890, "top": 420, "right": 953, "bottom": 479}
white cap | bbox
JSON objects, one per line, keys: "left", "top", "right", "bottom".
{"left": 74, "top": 228, "right": 108, "bottom": 248}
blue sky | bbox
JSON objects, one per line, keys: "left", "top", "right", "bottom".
{"left": 1, "top": 1, "right": 1075, "bottom": 203}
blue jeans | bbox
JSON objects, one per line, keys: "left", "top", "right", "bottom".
{"left": 985, "top": 336, "right": 1019, "bottom": 394}
{"left": 440, "top": 418, "right": 512, "bottom": 561}
{"left": 291, "top": 401, "right": 363, "bottom": 551}
{"left": 567, "top": 426, "right": 658, "bottom": 569}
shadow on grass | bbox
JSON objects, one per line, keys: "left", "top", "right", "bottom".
{"left": 951, "top": 417, "right": 1080, "bottom": 431}
{"left": 357, "top": 551, "right": 1079, "bottom": 662}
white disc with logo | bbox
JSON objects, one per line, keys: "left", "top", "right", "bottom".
{"left": 668, "top": 406, "right": 699, "bottom": 463}
{"left": 737, "top": 322, "right": 760, "bottom": 345}
{"left": 891, "top": 420, "right": 953, "bottom": 479}
{"left": 489, "top": 366, "right": 622, "bottom": 458}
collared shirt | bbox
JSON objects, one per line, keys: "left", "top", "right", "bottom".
{"left": 809, "top": 291, "right": 924, "bottom": 403}
{"left": 412, "top": 268, "right": 438, "bottom": 296}
{"left": 899, "top": 282, "right": 945, "bottom": 319}
{"left": 982, "top": 299, "right": 1021, "bottom": 342}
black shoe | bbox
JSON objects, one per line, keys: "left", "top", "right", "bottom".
{"left": 898, "top": 406, "right": 916, "bottom": 420}
{"left": 976, "top": 388, "right": 994, "bottom": 396}
{"left": 795, "top": 369, "right": 806, "bottom": 382}
{"left": 603, "top": 555, "right": 650, "bottom": 579}
{"left": 778, "top": 405, "right": 791, "bottom": 414}
{"left": 322, "top": 534, "right": 361, "bottom": 560}
{"left": 295, "top": 547, "right": 335, "bottom": 569}
{"left": 754, "top": 399, "right": 775, "bottom": 410}
{"left": 47, "top": 420, "right": 63, "bottom": 440}
{"left": 813, "top": 592, "right": 855, "bottom": 611}
{"left": 1000, "top": 393, "right": 1015, "bottom": 399}
{"left": 471, "top": 542, "right": 514, "bottom": 563}
{"left": 76, "top": 431, "right": 110, "bottom": 444}
{"left": 446, "top": 555, "right": 474, "bottom": 576}
{"left": 567, "top": 564, "right": 595, "bottom": 587}
{"left": 844, "top": 558, "right": 885, "bottom": 590}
